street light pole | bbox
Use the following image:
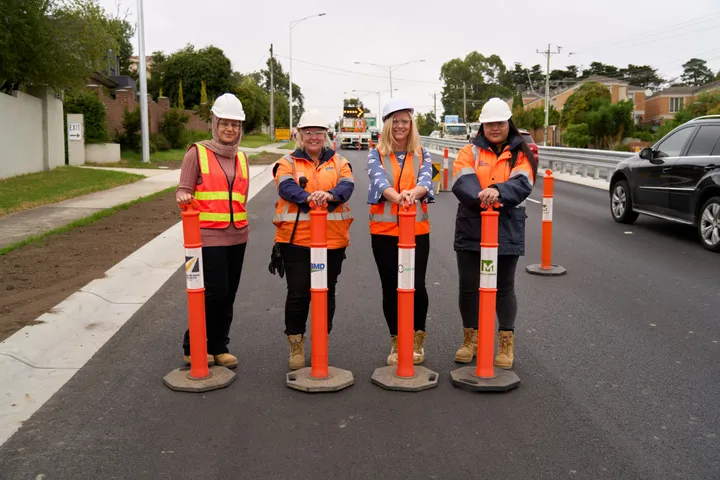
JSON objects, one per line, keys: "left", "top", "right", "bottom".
{"left": 289, "top": 13, "right": 326, "bottom": 135}
{"left": 354, "top": 60, "right": 425, "bottom": 99}
{"left": 137, "top": 0, "right": 150, "bottom": 163}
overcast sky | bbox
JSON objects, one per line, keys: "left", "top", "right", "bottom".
{"left": 98, "top": 0, "right": 720, "bottom": 123}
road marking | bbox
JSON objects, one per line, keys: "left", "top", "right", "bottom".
{"left": 527, "top": 198, "right": 541, "bottom": 204}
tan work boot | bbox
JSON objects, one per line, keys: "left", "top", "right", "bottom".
{"left": 213, "top": 353, "right": 238, "bottom": 369}
{"left": 494, "top": 330, "right": 515, "bottom": 369}
{"left": 454, "top": 327, "right": 478, "bottom": 363}
{"left": 413, "top": 330, "right": 427, "bottom": 364}
{"left": 288, "top": 334, "right": 305, "bottom": 370}
{"left": 183, "top": 354, "right": 215, "bottom": 366}
{"left": 386, "top": 335, "right": 399, "bottom": 366}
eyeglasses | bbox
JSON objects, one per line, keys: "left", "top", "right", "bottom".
{"left": 219, "top": 121, "right": 241, "bottom": 130}
{"left": 392, "top": 119, "right": 411, "bottom": 126}
{"left": 302, "top": 130, "right": 326, "bottom": 137}
{"left": 485, "top": 121, "right": 508, "bottom": 130}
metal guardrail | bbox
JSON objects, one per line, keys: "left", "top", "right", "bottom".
{"left": 420, "top": 136, "right": 634, "bottom": 182}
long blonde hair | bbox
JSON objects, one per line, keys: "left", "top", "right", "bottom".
{"left": 294, "top": 128, "right": 333, "bottom": 151}
{"left": 377, "top": 110, "right": 422, "bottom": 156}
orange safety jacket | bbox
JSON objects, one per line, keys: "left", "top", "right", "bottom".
{"left": 273, "top": 153, "right": 354, "bottom": 249}
{"left": 193, "top": 143, "right": 249, "bottom": 229}
{"left": 369, "top": 151, "right": 430, "bottom": 236}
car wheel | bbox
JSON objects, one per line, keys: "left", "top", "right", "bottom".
{"left": 610, "top": 180, "right": 639, "bottom": 224}
{"left": 698, "top": 196, "right": 720, "bottom": 252}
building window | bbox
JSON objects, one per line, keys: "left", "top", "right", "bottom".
{"left": 669, "top": 97, "right": 684, "bottom": 113}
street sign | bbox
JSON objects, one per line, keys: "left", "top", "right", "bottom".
{"left": 431, "top": 162, "right": 441, "bottom": 194}
{"left": 275, "top": 128, "right": 291, "bottom": 141}
{"left": 357, "top": 106, "right": 364, "bottom": 118}
{"left": 68, "top": 122, "right": 82, "bottom": 141}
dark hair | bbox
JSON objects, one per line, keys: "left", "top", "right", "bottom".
{"left": 478, "top": 119, "right": 538, "bottom": 180}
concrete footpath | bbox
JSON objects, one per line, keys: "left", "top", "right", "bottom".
{"left": 239, "top": 141, "right": 292, "bottom": 156}
{"left": 0, "top": 164, "right": 275, "bottom": 445}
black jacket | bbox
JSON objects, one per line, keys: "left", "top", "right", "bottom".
{"left": 451, "top": 133, "right": 534, "bottom": 256}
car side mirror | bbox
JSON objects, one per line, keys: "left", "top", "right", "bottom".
{"left": 639, "top": 147, "right": 653, "bottom": 160}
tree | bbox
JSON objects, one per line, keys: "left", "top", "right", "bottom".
{"left": 560, "top": 81, "right": 612, "bottom": 127}
{"left": 681, "top": 58, "right": 714, "bottom": 86}
{"left": 619, "top": 65, "right": 664, "bottom": 89}
{"left": 0, "top": 0, "right": 117, "bottom": 93}
{"left": 147, "top": 51, "right": 168, "bottom": 99}
{"left": 564, "top": 123, "right": 591, "bottom": 148}
{"left": 584, "top": 100, "right": 634, "bottom": 149}
{"left": 63, "top": 91, "right": 108, "bottom": 143}
{"left": 200, "top": 80, "right": 208, "bottom": 104}
{"left": 234, "top": 77, "right": 270, "bottom": 132}
{"left": 105, "top": 17, "right": 134, "bottom": 76}
{"left": 581, "top": 62, "right": 620, "bottom": 79}
{"left": 440, "top": 52, "right": 514, "bottom": 121}
{"left": 415, "top": 112, "right": 438, "bottom": 136}
{"left": 177, "top": 80, "right": 184, "bottom": 109}
{"left": 162, "top": 44, "right": 233, "bottom": 108}
{"left": 260, "top": 58, "right": 304, "bottom": 125}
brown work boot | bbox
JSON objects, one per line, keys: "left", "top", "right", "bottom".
{"left": 288, "top": 334, "right": 305, "bottom": 370}
{"left": 413, "top": 330, "right": 427, "bottom": 364}
{"left": 183, "top": 354, "right": 215, "bottom": 366}
{"left": 494, "top": 330, "right": 515, "bottom": 369}
{"left": 213, "top": 353, "right": 238, "bottom": 369}
{"left": 454, "top": 327, "right": 477, "bottom": 363}
{"left": 386, "top": 335, "right": 399, "bottom": 366}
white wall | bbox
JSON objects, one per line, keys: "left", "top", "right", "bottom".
{"left": 0, "top": 88, "right": 66, "bottom": 180}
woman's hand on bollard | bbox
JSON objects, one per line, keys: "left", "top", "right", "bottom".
{"left": 478, "top": 187, "right": 502, "bottom": 208}
{"left": 176, "top": 193, "right": 194, "bottom": 205}
{"left": 307, "top": 191, "right": 332, "bottom": 207}
{"left": 399, "top": 189, "right": 418, "bottom": 206}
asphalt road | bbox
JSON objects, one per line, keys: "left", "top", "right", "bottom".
{"left": 1, "top": 148, "right": 719, "bottom": 480}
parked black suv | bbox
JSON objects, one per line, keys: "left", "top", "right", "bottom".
{"left": 609, "top": 115, "right": 720, "bottom": 252}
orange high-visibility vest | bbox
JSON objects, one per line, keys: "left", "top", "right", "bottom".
{"left": 193, "top": 143, "right": 249, "bottom": 229}
{"left": 368, "top": 151, "right": 430, "bottom": 236}
{"left": 453, "top": 144, "right": 535, "bottom": 190}
{"left": 273, "top": 153, "right": 354, "bottom": 249}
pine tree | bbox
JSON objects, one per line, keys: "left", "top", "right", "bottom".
{"left": 200, "top": 80, "right": 208, "bottom": 105}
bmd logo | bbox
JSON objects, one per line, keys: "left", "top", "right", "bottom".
{"left": 311, "top": 263, "right": 325, "bottom": 273}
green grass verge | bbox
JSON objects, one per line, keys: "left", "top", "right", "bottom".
{"left": 0, "top": 166, "right": 144, "bottom": 217}
{"left": 120, "top": 148, "right": 188, "bottom": 164}
{"left": 279, "top": 142, "right": 296, "bottom": 150}
{"left": 0, "top": 186, "right": 177, "bottom": 256}
{"left": 240, "top": 133, "right": 272, "bottom": 148}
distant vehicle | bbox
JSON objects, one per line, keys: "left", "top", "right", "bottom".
{"left": 518, "top": 129, "right": 539, "bottom": 162}
{"left": 609, "top": 115, "right": 720, "bottom": 252}
{"left": 337, "top": 104, "right": 370, "bottom": 150}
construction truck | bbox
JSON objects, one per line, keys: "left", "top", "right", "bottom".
{"left": 440, "top": 114, "right": 468, "bottom": 140}
{"left": 337, "top": 103, "right": 371, "bottom": 150}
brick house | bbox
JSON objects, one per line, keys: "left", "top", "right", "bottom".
{"left": 644, "top": 80, "right": 720, "bottom": 125}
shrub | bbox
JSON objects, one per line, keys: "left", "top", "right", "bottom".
{"left": 63, "top": 92, "right": 108, "bottom": 143}
{"left": 160, "top": 109, "right": 190, "bottom": 149}
{"left": 118, "top": 107, "right": 141, "bottom": 152}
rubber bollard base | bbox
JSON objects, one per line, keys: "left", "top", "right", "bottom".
{"left": 525, "top": 264, "right": 567, "bottom": 276}
{"left": 371, "top": 366, "right": 439, "bottom": 392}
{"left": 450, "top": 366, "right": 520, "bottom": 392}
{"left": 163, "top": 365, "right": 236, "bottom": 393}
{"left": 286, "top": 366, "right": 354, "bottom": 393}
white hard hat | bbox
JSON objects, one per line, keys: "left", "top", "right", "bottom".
{"left": 211, "top": 93, "right": 246, "bottom": 121}
{"left": 478, "top": 97, "right": 512, "bottom": 123}
{"left": 382, "top": 99, "right": 414, "bottom": 120}
{"left": 296, "top": 109, "right": 327, "bottom": 129}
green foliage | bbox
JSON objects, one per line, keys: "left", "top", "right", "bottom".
{"left": 177, "top": 80, "right": 185, "bottom": 109}
{"left": 513, "top": 106, "right": 559, "bottom": 130}
{"left": 415, "top": 112, "right": 438, "bottom": 136}
{"left": 200, "top": 80, "right": 208, "bottom": 104}
{"left": 561, "top": 82, "right": 612, "bottom": 127}
{"left": 613, "top": 144, "right": 631, "bottom": 152}
{"left": 0, "top": 0, "right": 117, "bottom": 92}
{"left": 160, "top": 109, "right": 190, "bottom": 149}
{"left": 261, "top": 58, "right": 304, "bottom": 125}
{"left": 440, "top": 52, "right": 514, "bottom": 121}
{"left": 234, "top": 78, "right": 270, "bottom": 132}
{"left": 118, "top": 107, "right": 141, "bottom": 152}
{"left": 104, "top": 17, "right": 134, "bottom": 75}
{"left": 162, "top": 45, "right": 233, "bottom": 109}
{"left": 150, "top": 133, "right": 172, "bottom": 151}
{"left": 63, "top": 91, "right": 108, "bottom": 143}
{"left": 631, "top": 131, "right": 654, "bottom": 142}
{"left": 563, "top": 123, "right": 591, "bottom": 148}
{"left": 583, "top": 100, "right": 634, "bottom": 149}
{"left": 681, "top": 58, "right": 714, "bottom": 87}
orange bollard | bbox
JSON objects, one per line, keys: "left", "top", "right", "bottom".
{"left": 526, "top": 169, "right": 567, "bottom": 276}
{"left": 309, "top": 206, "right": 329, "bottom": 379}
{"left": 163, "top": 200, "right": 236, "bottom": 392}
{"left": 333, "top": 140, "right": 337, "bottom": 150}
{"left": 451, "top": 203, "right": 520, "bottom": 392}
{"left": 358, "top": 135, "right": 361, "bottom": 151}
{"left": 286, "top": 203, "right": 354, "bottom": 392}
{"left": 443, "top": 147, "right": 449, "bottom": 192}
{"left": 371, "top": 203, "right": 438, "bottom": 392}
{"left": 369, "top": 138, "right": 373, "bottom": 149}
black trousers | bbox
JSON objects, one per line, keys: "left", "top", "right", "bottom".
{"left": 280, "top": 243, "right": 346, "bottom": 336}
{"left": 183, "top": 243, "right": 246, "bottom": 356}
{"left": 371, "top": 233, "right": 430, "bottom": 336}
{"left": 456, "top": 250, "right": 518, "bottom": 331}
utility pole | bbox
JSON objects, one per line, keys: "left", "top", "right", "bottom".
{"left": 536, "top": 44, "right": 562, "bottom": 146}
{"left": 269, "top": 44, "right": 275, "bottom": 142}
{"left": 432, "top": 92, "right": 437, "bottom": 122}
{"left": 137, "top": 0, "right": 150, "bottom": 163}
{"left": 462, "top": 82, "right": 467, "bottom": 124}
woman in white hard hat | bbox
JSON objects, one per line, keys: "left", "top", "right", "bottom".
{"left": 366, "top": 99, "right": 435, "bottom": 366}
{"left": 270, "top": 109, "right": 354, "bottom": 370}
{"left": 451, "top": 97, "right": 538, "bottom": 369}
{"left": 175, "top": 92, "right": 250, "bottom": 369}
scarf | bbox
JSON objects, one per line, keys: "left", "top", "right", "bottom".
{"left": 198, "top": 114, "right": 241, "bottom": 159}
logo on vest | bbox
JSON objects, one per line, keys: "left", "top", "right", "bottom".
{"left": 310, "top": 263, "right": 325, "bottom": 273}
